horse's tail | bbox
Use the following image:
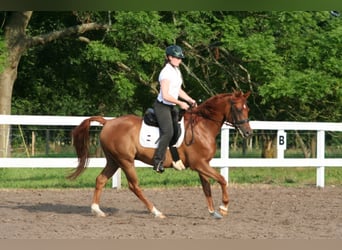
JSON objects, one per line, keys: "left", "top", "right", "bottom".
{"left": 67, "top": 116, "right": 107, "bottom": 180}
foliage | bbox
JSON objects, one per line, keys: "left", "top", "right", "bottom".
{"left": 258, "top": 11, "right": 342, "bottom": 122}
{"left": 0, "top": 32, "right": 7, "bottom": 73}
{"left": 2, "top": 11, "right": 340, "bottom": 140}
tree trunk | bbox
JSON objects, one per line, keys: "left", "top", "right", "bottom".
{"left": 0, "top": 67, "right": 18, "bottom": 156}
{"left": 261, "top": 132, "right": 276, "bottom": 158}
{"left": 0, "top": 11, "right": 32, "bottom": 157}
{"left": 311, "top": 133, "right": 317, "bottom": 158}
{"left": 295, "top": 130, "right": 310, "bottom": 158}
{"left": 232, "top": 132, "right": 239, "bottom": 151}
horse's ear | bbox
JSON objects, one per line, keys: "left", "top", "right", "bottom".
{"left": 244, "top": 91, "right": 251, "bottom": 99}
{"left": 232, "top": 89, "right": 242, "bottom": 97}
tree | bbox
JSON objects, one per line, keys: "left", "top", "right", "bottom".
{"left": 0, "top": 11, "right": 108, "bottom": 156}
{"left": 256, "top": 11, "right": 342, "bottom": 157}
{"left": 258, "top": 11, "right": 342, "bottom": 122}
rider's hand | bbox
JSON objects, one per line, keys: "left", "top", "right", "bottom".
{"left": 187, "top": 98, "right": 197, "bottom": 107}
{"left": 180, "top": 101, "right": 190, "bottom": 110}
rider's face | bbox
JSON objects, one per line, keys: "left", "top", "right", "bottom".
{"left": 168, "top": 56, "right": 182, "bottom": 66}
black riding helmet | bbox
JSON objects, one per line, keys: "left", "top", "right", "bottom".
{"left": 165, "top": 45, "right": 185, "bottom": 59}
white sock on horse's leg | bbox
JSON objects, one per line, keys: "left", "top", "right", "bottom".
{"left": 151, "top": 206, "right": 166, "bottom": 218}
{"left": 91, "top": 203, "right": 106, "bottom": 217}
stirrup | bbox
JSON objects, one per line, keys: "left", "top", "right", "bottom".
{"left": 172, "top": 160, "right": 186, "bottom": 170}
{"left": 153, "top": 162, "right": 164, "bottom": 173}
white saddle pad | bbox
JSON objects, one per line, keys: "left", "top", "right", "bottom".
{"left": 139, "top": 117, "right": 185, "bottom": 148}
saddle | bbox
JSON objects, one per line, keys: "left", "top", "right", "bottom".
{"left": 143, "top": 108, "right": 184, "bottom": 146}
{"left": 140, "top": 108, "right": 186, "bottom": 170}
{"left": 143, "top": 108, "right": 159, "bottom": 127}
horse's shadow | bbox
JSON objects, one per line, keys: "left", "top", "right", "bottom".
{"left": 3, "top": 202, "right": 212, "bottom": 220}
{"left": 4, "top": 201, "right": 119, "bottom": 217}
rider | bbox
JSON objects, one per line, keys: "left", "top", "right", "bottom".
{"left": 153, "top": 45, "right": 197, "bottom": 173}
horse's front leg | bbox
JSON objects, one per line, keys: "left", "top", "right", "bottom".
{"left": 91, "top": 164, "right": 117, "bottom": 217}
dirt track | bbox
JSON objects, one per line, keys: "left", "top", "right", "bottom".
{"left": 1, "top": 185, "right": 341, "bottom": 239}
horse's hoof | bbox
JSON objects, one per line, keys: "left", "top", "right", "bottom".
{"left": 172, "top": 160, "right": 186, "bottom": 171}
{"left": 92, "top": 210, "right": 106, "bottom": 217}
{"left": 219, "top": 210, "right": 228, "bottom": 216}
{"left": 219, "top": 205, "right": 228, "bottom": 216}
{"left": 155, "top": 213, "right": 166, "bottom": 219}
{"left": 209, "top": 211, "right": 223, "bottom": 219}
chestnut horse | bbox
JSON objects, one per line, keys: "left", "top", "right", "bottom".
{"left": 68, "top": 91, "right": 252, "bottom": 219}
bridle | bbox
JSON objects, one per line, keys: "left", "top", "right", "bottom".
{"left": 224, "top": 100, "right": 249, "bottom": 129}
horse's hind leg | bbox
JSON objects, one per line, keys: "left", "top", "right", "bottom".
{"left": 199, "top": 173, "right": 225, "bottom": 219}
{"left": 91, "top": 163, "right": 118, "bottom": 217}
{"left": 198, "top": 174, "right": 216, "bottom": 213}
{"left": 198, "top": 166, "right": 229, "bottom": 218}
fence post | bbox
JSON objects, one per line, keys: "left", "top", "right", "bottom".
{"left": 277, "top": 130, "right": 287, "bottom": 159}
{"left": 316, "top": 130, "right": 325, "bottom": 188}
{"left": 220, "top": 127, "right": 230, "bottom": 184}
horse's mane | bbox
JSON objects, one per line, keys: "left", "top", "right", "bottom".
{"left": 187, "top": 91, "right": 244, "bottom": 122}
{"left": 195, "top": 94, "right": 228, "bottom": 119}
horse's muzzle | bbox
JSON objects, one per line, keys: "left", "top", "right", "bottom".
{"left": 237, "top": 125, "right": 253, "bottom": 138}
{"left": 242, "top": 129, "right": 253, "bottom": 138}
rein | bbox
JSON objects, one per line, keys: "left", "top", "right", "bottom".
{"left": 184, "top": 108, "right": 196, "bottom": 146}
{"left": 225, "top": 118, "right": 250, "bottom": 128}
{"left": 184, "top": 107, "right": 226, "bottom": 146}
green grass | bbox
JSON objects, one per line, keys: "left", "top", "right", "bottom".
{"left": 229, "top": 167, "right": 327, "bottom": 186}
{"left": 0, "top": 167, "right": 341, "bottom": 189}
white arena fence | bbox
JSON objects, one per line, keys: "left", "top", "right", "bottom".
{"left": 1, "top": 115, "right": 341, "bottom": 188}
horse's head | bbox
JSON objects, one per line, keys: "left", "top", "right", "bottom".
{"left": 227, "top": 91, "right": 253, "bottom": 138}
{"left": 186, "top": 91, "right": 253, "bottom": 139}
